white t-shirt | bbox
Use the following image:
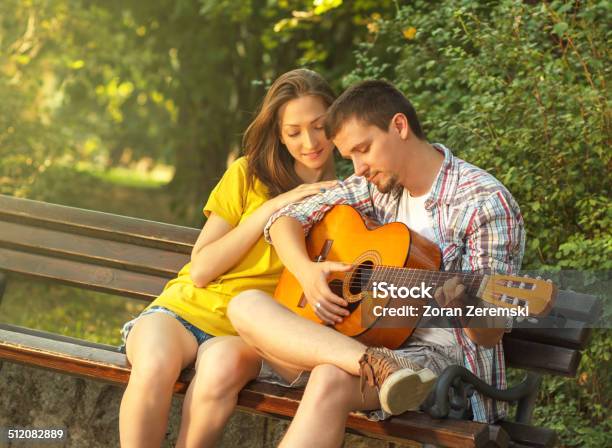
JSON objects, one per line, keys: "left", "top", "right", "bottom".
{"left": 396, "top": 188, "right": 455, "bottom": 346}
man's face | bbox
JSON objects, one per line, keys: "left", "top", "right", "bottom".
{"left": 333, "top": 117, "right": 401, "bottom": 193}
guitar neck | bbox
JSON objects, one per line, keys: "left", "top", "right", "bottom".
{"left": 368, "top": 266, "right": 486, "bottom": 298}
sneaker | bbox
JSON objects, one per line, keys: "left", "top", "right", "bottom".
{"left": 358, "top": 347, "right": 437, "bottom": 415}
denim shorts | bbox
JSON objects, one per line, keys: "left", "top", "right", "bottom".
{"left": 119, "top": 305, "right": 214, "bottom": 353}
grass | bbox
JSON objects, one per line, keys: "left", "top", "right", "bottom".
{"left": 74, "top": 161, "right": 174, "bottom": 189}
{"left": 1, "top": 275, "right": 147, "bottom": 345}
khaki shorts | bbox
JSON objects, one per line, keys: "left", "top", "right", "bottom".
{"left": 256, "top": 341, "right": 464, "bottom": 421}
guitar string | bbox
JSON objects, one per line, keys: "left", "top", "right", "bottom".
{"left": 337, "top": 266, "right": 485, "bottom": 289}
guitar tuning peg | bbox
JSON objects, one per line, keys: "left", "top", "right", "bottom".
{"left": 516, "top": 316, "right": 525, "bottom": 323}
{"left": 546, "top": 279, "right": 553, "bottom": 283}
{"left": 536, "top": 276, "right": 542, "bottom": 280}
{"left": 523, "top": 274, "right": 530, "bottom": 278}
{"left": 527, "top": 317, "right": 539, "bottom": 324}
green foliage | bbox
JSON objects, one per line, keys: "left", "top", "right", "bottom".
{"left": 347, "top": 0, "right": 611, "bottom": 270}
{"left": 2, "top": 0, "right": 399, "bottom": 223}
{"left": 0, "top": 0, "right": 176, "bottom": 200}
{"left": 346, "top": 1, "right": 611, "bottom": 445}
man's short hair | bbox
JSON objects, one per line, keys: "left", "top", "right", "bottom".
{"left": 324, "top": 80, "right": 425, "bottom": 140}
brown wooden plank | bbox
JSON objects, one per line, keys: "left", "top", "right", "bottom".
{"left": 0, "top": 221, "right": 189, "bottom": 278}
{"left": 240, "top": 383, "right": 500, "bottom": 447}
{"left": 0, "top": 194, "right": 199, "bottom": 253}
{"left": 0, "top": 327, "right": 497, "bottom": 448}
{"left": 503, "top": 338, "right": 580, "bottom": 377}
{"left": 0, "top": 247, "right": 166, "bottom": 301}
{"left": 506, "top": 324, "right": 592, "bottom": 350}
{"left": 0, "top": 323, "right": 120, "bottom": 352}
{"left": 554, "top": 289, "right": 603, "bottom": 323}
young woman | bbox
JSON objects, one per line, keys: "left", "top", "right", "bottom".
{"left": 118, "top": 69, "right": 338, "bottom": 448}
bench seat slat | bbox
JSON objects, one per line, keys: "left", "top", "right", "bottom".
{"left": 0, "top": 221, "right": 189, "bottom": 278}
{"left": 0, "top": 326, "right": 499, "bottom": 448}
{"left": 0, "top": 195, "right": 199, "bottom": 253}
{"left": 497, "top": 421, "right": 557, "bottom": 448}
{"left": 0, "top": 248, "right": 165, "bottom": 300}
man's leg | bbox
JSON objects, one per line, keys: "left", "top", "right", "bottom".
{"left": 229, "top": 290, "right": 438, "bottom": 416}
{"left": 279, "top": 364, "right": 379, "bottom": 448}
{"left": 228, "top": 290, "right": 366, "bottom": 374}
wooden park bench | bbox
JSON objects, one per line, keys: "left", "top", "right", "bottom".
{"left": 0, "top": 194, "right": 602, "bottom": 447}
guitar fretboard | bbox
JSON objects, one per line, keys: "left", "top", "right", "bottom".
{"left": 363, "top": 266, "right": 484, "bottom": 297}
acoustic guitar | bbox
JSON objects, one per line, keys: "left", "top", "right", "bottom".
{"left": 273, "top": 205, "right": 556, "bottom": 349}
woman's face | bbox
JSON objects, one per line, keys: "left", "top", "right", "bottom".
{"left": 278, "top": 95, "right": 335, "bottom": 171}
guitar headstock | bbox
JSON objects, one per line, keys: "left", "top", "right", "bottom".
{"left": 479, "top": 274, "right": 557, "bottom": 316}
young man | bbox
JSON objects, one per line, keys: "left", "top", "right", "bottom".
{"left": 228, "top": 80, "right": 524, "bottom": 447}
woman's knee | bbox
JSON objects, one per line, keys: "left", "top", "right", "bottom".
{"left": 125, "top": 313, "right": 198, "bottom": 386}
{"left": 129, "top": 349, "right": 184, "bottom": 390}
{"left": 192, "top": 341, "right": 260, "bottom": 399}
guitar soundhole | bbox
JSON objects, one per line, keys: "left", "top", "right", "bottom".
{"left": 327, "top": 278, "right": 360, "bottom": 313}
{"left": 349, "top": 261, "right": 374, "bottom": 295}
{"left": 329, "top": 279, "right": 344, "bottom": 297}
{"left": 329, "top": 279, "right": 360, "bottom": 313}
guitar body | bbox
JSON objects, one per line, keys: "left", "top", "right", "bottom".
{"left": 273, "top": 205, "right": 442, "bottom": 349}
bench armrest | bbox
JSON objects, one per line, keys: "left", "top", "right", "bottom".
{"left": 422, "top": 365, "right": 541, "bottom": 423}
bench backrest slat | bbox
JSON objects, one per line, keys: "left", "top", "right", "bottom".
{"left": 0, "top": 221, "right": 190, "bottom": 278}
{"left": 0, "top": 247, "right": 165, "bottom": 300}
{"left": 0, "top": 195, "right": 199, "bottom": 252}
{"left": 507, "top": 324, "right": 592, "bottom": 350}
{"left": 503, "top": 338, "right": 580, "bottom": 377}
{"left": 554, "top": 289, "right": 602, "bottom": 323}
{"left": 0, "top": 194, "right": 600, "bottom": 377}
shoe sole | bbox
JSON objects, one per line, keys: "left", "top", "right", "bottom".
{"left": 378, "top": 368, "right": 437, "bottom": 415}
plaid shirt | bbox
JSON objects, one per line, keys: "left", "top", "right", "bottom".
{"left": 264, "top": 144, "right": 525, "bottom": 423}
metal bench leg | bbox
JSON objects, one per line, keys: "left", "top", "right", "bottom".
{"left": 515, "top": 372, "right": 542, "bottom": 424}
{"left": 422, "top": 366, "right": 543, "bottom": 422}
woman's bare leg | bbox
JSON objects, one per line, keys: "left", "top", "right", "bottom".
{"left": 228, "top": 290, "right": 366, "bottom": 374}
{"left": 280, "top": 364, "right": 379, "bottom": 448}
{"left": 120, "top": 313, "right": 199, "bottom": 448}
{"left": 175, "top": 336, "right": 262, "bottom": 448}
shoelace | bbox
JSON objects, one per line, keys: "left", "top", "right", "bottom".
{"left": 357, "top": 347, "right": 424, "bottom": 402}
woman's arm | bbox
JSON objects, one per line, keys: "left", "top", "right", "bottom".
{"left": 190, "top": 180, "right": 338, "bottom": 288}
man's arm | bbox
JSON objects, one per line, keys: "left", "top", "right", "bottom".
{"left": 263, "top": 175, "right": 374, "bottom": 244}
{"left": 466, "top": 190, "right": 524, "bottom": 346}
{"left": 266, "top": 176, "right": 374, "bottom": 324}
{"left": 268, "top": 216, "right": 312, "bottom": 274}
{"left": 437, "top": 190, "right": 525, "bottom": 347}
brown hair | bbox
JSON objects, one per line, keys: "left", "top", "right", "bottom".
{"left": 324, "top": 80, "right": 425, "bottom": 140}
{"left": 243, "top": 69, "right": 336, "bottom": 197}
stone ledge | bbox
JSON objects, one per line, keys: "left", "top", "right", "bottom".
{"left": 0, "top": 361, "right": 419, "bottom": 447}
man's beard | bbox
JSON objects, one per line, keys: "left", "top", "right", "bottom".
{"left": 374, "top": 173, "right": 399, "bottom": 194}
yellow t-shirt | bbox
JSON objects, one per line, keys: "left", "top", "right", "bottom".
{"left": 148, "top": 157, "right": 283, "bottom": 336}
